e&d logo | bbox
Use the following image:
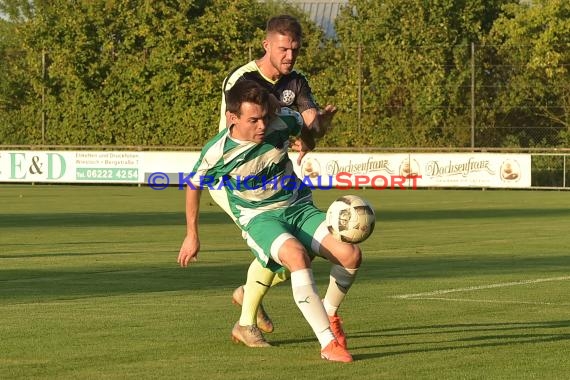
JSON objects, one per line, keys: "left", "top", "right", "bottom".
{"left": 5, "top": 152, "right": 67, "bottom": 180}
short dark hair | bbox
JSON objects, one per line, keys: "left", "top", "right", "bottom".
{"left": 225, "top": 80, "right": 271, "bottom": 116}
{"left": 266, "top": 14, "right": 302, "bottom": 41}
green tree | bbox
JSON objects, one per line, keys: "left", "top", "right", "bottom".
{"left": 322, "top": 0, "right": 516, "bottom": 148}
{"left": 0, "top": 12, "right": 43, "bottom": 144}
{"left": 0, "top": 0, "right": 327, "bottom": 146}
{"left": 485, "top": 0, "right": 570, "bottom": 147}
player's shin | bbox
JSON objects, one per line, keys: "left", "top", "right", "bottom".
{"left": 290, "top": 269, "right": 335, "bottom": 348}
{"left": 238, "top": 260, "right": 275, "bottom": 327}
{"left": 323, "top": 265, "right": 358, "bottom": 316}
{"left": 270, "top": 269, "right": 289, "bottom": 287}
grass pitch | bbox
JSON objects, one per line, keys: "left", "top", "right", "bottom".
{"left": 1, "top": 185, "right": 569, "bottom": 379}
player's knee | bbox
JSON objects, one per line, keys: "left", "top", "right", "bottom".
{"left": 338, "top": 243, "right": 362, "bottom": 269}
{"left": 278, "top": 239, "right": 311, "bottom": 271}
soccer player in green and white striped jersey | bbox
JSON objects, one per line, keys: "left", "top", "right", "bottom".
{"left": 177, "top": 80, "right": 359, "bottom": 363}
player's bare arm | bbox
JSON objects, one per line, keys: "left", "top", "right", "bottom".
{"left": 302, "top": 105, "right": 338, "bottom": 139}
{"left": 293, "top": 105, "right": 337, "bottom": 164}
{"left": 299, "top": 124, "right": 316, "bottom": 152}
{"left": 178, "top": 186, "right": 202, "bottom": 267}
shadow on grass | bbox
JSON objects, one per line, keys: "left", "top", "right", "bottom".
{"left": 0, "top": 211, "right": 230, "bottom": 228}
{"left": 358, "top": 254, "right": 570, "bottom": 280}
{"left": 377, "top": 207, "right": 570, "bottom": 222}
{"left": 348, "top": 320, "right": 570, "bottom": 360}
{"left": 0, "top": 247, "right": 245, "bottom": 259}
{"left": 354, "top": 320, "right": 570, "bottom": 338}
{"left": 2, "top": 206, "right": 569, "bottom": 229}
{"left": 2, "top": 253, "right": 569, "bottom": 302}
{"left": 257, "top": 320, "right": 570, "bottom": 350}
{"left": 0, "top": 260, "right": 249, "bottom": 303}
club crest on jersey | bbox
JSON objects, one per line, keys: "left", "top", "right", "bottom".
{"left": 281, "top": 90, "right": 295, "bottom": 106}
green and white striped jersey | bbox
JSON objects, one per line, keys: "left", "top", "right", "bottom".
{"left": 191, "top": 108, "right": 312, "bottom": 228}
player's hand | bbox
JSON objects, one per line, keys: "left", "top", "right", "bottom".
{"left": 319, "top": 104, "right": 337, "bottom": 132}
{"left": 290, "top": 137, "right": 313, "bottom": 165}
{"left": 177, "top": 235, "right": 200, "bottom": 267}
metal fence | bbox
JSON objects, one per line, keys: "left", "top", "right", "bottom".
{"left": 531, "top": 153, "right": 569, "bottom": 189}
{"left": 3, "top": 1, "right": 568, "bottom": 150}
{"left": 285, "top": 1, "right": 568, "bottom": 149}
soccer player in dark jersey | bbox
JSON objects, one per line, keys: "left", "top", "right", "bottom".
{"left": 211, "top": 15, "right": 348, "bottom": 351}
{"left": 218, "top": 15, "right": 337, "bottom": 141}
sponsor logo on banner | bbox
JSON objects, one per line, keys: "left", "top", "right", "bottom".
{"left": 325, "top": 157, "right": 395, "bottom": 175}
{"left": 399, "top": 158, "right": 421, "bottom": 178}
{"left": 3, "top": 152, "right": 67, "bottom": 180}
{"left": 301, "top": 157, "right": 321, "bottom": 178}
{"left": 425, "top": 157, "right": 495, "bottom": 178}
{"left": 0, "top": 151, "right": 141, "bottom": 183}
{"left": 295, "top": 154, "right": 416, "bottom": 190}
{"left": 409, "top": 153, "right": 530, "bottom": 188}
{"left": 74, "top": 152, "right": 139, "bottom": 181}
{"left": 500, "top": 159, "right": 521, "bottom": 182}
{"left": 1, "top": 151, "right": 531, "bottom": 188}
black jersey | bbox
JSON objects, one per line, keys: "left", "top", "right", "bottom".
{"left": 218, "top": 60, "right": 318, "bottom": 130}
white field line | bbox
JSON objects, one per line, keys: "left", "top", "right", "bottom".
{"left": 392, "top": 275, "right": 570, "bottom": 300}
{"left": 413, "top": 297, "right": 570, "bottom": 306}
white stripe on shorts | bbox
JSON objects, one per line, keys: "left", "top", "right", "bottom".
{"left": 270, "top": 233, "right": 296, "bottom": 266}
{"left": 246, "top": 232, "right": 271, "bottom": 266}
{"left": 311, "top": 222, "right": 329, "bottom": 256}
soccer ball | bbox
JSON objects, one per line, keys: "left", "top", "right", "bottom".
{"left": 326, "top": 195, "right": 376, "bottom": 243}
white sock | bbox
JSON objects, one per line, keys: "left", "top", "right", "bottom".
{"left": 290, "top": 269, "right": 335, "bottom": 348}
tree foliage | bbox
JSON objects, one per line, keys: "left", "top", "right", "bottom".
{"left": 485, "top": 0, "right": 570, "bottom": 147}
{"left": 321, "top": 0, "right": 518, "bottom": 148}
{"left": 1, "top": 0, "right": 569, "bottom": 148}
